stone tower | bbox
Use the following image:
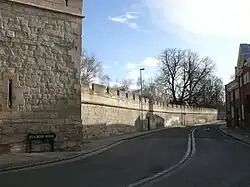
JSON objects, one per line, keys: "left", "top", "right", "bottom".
{"left": 0, "top": 0, "right": 83, "bottom": 153}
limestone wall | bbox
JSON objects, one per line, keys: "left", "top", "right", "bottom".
{"left": 0, "top": 0, "right": 83, "bottom": 154}
{"left": 81, "top": 83, "right": 218, "bottom": 139}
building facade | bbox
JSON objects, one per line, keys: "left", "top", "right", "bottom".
{"left": 0, "top": 0, "right": 83, "bottom": 154}
{"left": 225, "top": 44, "right": 250, "bottom": 129}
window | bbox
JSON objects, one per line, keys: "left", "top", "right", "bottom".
{"left": 230, "top": 92, "right": 234, "bottom": 101}
{"left": 244, "top": 73, "right": 247, "bottom": 84}
{"left": 245, "top": 95, "right": 250, "bottom": 114}
{"left": 235, "top": 89, "right": 239, "bottom": 99}
{"left": 242, "top": 105, "right": 245, "bottom": 119}
{"left": 243, "top": 72, "right": 250, "bottom": 84}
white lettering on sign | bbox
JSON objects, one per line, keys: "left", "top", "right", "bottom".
{"left": 28, "top": 134, "right": 55, "bottom": 140}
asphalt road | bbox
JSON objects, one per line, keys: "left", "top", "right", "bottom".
{"left": 146, "top": 125, "right": 250, "bottom": 187}
{"left": 0, "top": 127, "right": 191, "bottom": 187}
{"left": 2, "top": 125, "right": 249, "bottom": 187}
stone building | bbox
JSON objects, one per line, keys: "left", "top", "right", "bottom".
{"left": 225, "top": 44, "right": 250, "bottom": 129}
{"left": 0, "top": 0, "right": 83, "bottom": 153}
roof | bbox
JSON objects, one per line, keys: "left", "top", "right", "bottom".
{"left": 225, "top": 79, "right": 238, "bottom": 92}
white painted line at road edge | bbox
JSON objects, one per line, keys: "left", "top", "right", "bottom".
{"left": 0, "top": 128, "right": 171, "bottom": 174}
{"left": 128, "top": 127, "right": 198, "bottom": 187}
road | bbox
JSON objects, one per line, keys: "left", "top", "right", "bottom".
{"left": 146, "top": 125, "right": 250, "bottom": 187}
{"left": 1, "top": 124, "right": 250, "bottom": 187}
{"left": 0, "top": 127, "right": 190, "bottom": 187}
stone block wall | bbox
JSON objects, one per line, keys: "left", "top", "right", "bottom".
{"left": 0, "top": 0, "right": 83, "bottom": 154}
{"left": 81, "top": 83, "right": 218, "bottom": 140}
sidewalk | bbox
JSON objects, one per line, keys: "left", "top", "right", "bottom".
{"left": 0, "top": 126, "right": 178, "bottom": 172}
{"left": 220, "top": 124, "right": 250, "bottom": 144}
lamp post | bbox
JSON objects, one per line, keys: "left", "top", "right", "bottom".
{"left": 140, "top": 68, "right": 145, "bottom": 131}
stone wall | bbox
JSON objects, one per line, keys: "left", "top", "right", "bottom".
{"left": 81, "top": 83, "right": 218, "bottom": 139}
{"left": 0, "top": 0, "right": 83, "bottom": 154}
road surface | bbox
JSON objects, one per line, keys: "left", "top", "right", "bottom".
{"left": 1, "top": 124, "right": 250, "bottom": 187}
{"left": 145, "top": 125, "right": 250, "bottom": 187}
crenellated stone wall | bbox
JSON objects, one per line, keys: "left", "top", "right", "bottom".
{"left": 81, "top": 83, "right": 218, "bottom": 139}
{"left": 0, "top": 0, "right": 83, "bottom": 154}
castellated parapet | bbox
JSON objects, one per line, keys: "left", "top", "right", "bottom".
{"left": 0, "top": 0, "right": 83, "bottom": 154}
{"left": 81, "top": 83, "right": 218, "bottom": 139}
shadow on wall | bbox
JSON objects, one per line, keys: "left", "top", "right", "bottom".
{"left": 83, "top": 113, "right": 165, "bottom": 140}
{"left": 217, "top": 109, "right": 226, "bottom": 120}
{"left": 83, "top": 123, "right": 137, "bottom": 140}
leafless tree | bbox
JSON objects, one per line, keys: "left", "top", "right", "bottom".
{"left": 80, "top": 51, "right": 111, "bottom": 84}
{"left": 192, "top": 75, "right": 224, "bottom": 108}
{"left": 134, "top": 77, "right": 167, "bottom": 101}
{"left": 111, "top": 79, "right": 134, "bottom": 92}
{"left": 99, "top": 75, "right": 112, "bottom": 86}
{"left": 156, "top": 48, "right": 216, "bottom": 105}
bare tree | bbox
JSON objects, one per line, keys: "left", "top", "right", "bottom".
{"left": 111, "top": 79, "right": 133, "bottom": 92}
{"left": 134, "top": 77, "right": 167, "bottom": 101}
{"left": 99, "top": 74, "right": 111, "bottom": 86}
{"left": 80, "top": 51, "right": 111, "bottom": 84}
{"left": 156, "top": 48, "right": 216, "bottom": 105}
{"left": 193, "top": 75, "right": 224, "bottom": 108}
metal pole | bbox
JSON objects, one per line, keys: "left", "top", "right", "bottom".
{"left": 140, "top": 68, "right": 144, "bottom": 131}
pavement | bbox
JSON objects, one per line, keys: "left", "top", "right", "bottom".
{"left": 219, "top": 124, "right": 250, "bottom": 145}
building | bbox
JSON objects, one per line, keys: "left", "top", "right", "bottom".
{"left": 225, "top": 44, "right": 250, "bottom": 129}
{"left": 0, "top": 0, "right": 83, "bottom": 154}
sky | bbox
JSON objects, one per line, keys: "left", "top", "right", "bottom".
{"left": 83, "top": 0, "right": 250, "bottom": 89}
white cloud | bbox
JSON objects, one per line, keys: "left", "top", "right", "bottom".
{"left": 103, "top": 65, "right": 110, "bottom": 69}
{"left": 142, "top": 57, "right": 159, "bottom": 67}
{"left": 124, "top": 62, "right": 140, "bottom": 80}
{"left": 109, "top": 17, "right": 128, "bottom": 23}
{"left": 126, "top": 62, "right": 140, "bottom": 70}
{"left": 124, "top": 57, "right": 158, "bottom": 80}
{"left": 145, "top": 0, "right": 250, "bottom": 37}
{"left": 127, "top": 22, "right": 139, "bottom": 29}
{"left": 109, "top": 12, "right": 141, "bottom": 29}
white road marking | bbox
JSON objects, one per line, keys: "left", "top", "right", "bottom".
{"left": 128, "top": 127, "right": 198, "bottom": 187}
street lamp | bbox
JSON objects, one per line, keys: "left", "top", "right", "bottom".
{"left": 140, "top": 68, "right": 145, "bottom": 131}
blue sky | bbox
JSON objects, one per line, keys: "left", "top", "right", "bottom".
{"left": 83, "top": 0, "right": 250, "bottom": 88}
